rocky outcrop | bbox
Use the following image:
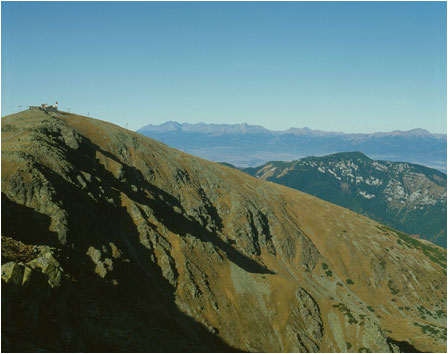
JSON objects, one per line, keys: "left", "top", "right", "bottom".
{"left": 287, "top": 288, "right": 324, "bottom": 352}
{"left": 2, "top": 246, "right": 62, "bottom": 288}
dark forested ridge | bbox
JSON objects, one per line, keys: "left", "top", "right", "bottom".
{"left": 242, "top": 152, "right": 447, "bottom": 248}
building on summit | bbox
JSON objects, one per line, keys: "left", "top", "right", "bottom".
{"left": 30, "top": 102, "right": 59, "bottom": 112}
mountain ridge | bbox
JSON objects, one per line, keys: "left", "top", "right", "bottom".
{"left": 2, "top": 108, "right": 446, "bottom": 352}
{"left": 240, "top": 152, "right": 447, "bottom": 247}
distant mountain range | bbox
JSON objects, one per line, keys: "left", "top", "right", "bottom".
{"left": 137, "top": 122, "right": 447, "bottom": 171}
{"left": 238, "top": 152, "right": 447, "bottom": 248}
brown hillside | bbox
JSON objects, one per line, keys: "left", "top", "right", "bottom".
{"left": 1, "top": 108, "right": 446, "bottom": 352}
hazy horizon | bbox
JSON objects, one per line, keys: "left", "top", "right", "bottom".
{"left": 139, "top": 119, "right": 446, "bottom": 135}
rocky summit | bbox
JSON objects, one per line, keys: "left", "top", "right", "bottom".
{"left": 242, "top": 153, "right": 447, "bottom": 248}
{"left": 1, "top": 108, "right": 447, "bottom": 352}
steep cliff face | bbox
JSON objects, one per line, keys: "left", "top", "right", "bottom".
{"left": 2, "top": 109, "right": 446, "bottom": 352}
{"left": 243, "top": 153, "right": 447, "bottom": 247}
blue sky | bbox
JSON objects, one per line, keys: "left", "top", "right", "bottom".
{"left": 2, "top": 1, "right": 446, "bottom": 133}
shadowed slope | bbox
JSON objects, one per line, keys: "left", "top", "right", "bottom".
{"left": 2, "top": 108, "right": 446, "bottom": 352}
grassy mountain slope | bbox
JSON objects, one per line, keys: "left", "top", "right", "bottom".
{"left": 243, "top": 152, "right": 447, "bottom": 248}
{"left": 2, "top": 109, "right": 446, "bottom": 352}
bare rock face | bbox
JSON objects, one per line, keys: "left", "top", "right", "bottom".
{"left": 287, "top": 288, "right": 324, "bottom": 352}
{"left": 2, "top": 249, "right": 61, "bottom": 288}
{"left": 2, "top": 262, "right": 27, "bottom": 286}
{"left": 2, "top": 109, "right": 446, "bottom": 352}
